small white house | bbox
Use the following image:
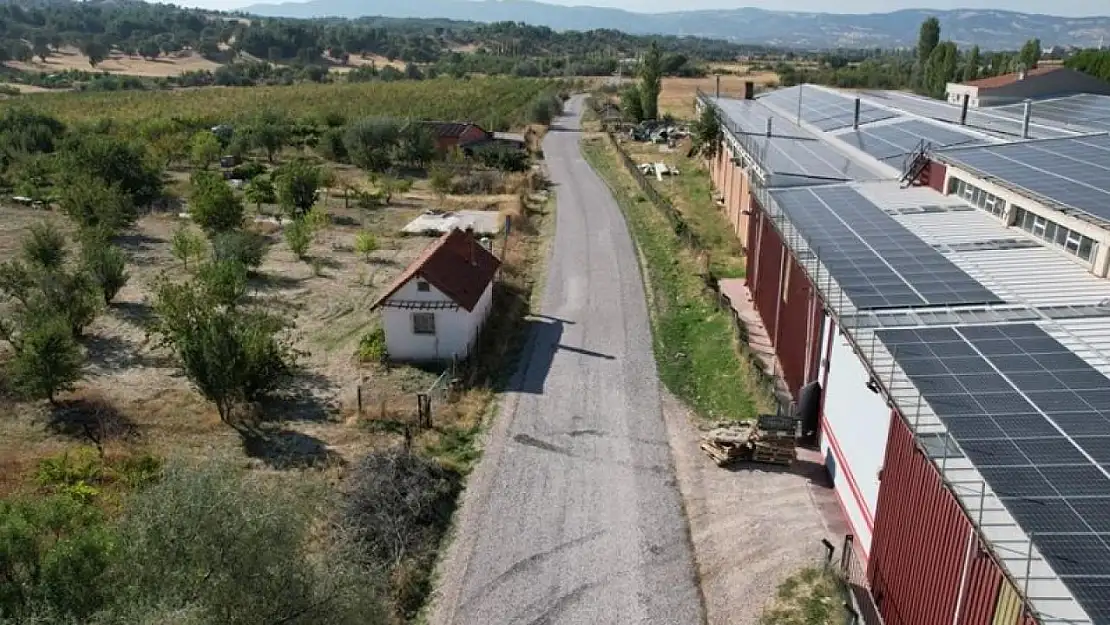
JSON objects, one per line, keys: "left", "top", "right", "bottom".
{"left": 370, "top": 228, "right": 500, "bottom": 362}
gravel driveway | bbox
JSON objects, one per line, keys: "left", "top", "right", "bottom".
{"left": 428, "top": 96, "right": 705, "bottom": 625}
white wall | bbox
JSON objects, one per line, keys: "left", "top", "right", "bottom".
{"left": 382, "top": 278, "right": 494, "bottom": 362}
{"left": 819, "top": 316, "right": 892, "bottom": 558}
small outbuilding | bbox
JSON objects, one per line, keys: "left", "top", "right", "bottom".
{"left": 945, "top": 65, "right": 1110, "bottom": 108}
{"left": 370, "top": 228, "right": 500, "bottom": 362}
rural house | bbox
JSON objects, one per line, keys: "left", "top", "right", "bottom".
{"left": 370, "top": 228, "right": 500, "bottom": 362}
{"left": 945, "top": 65, "right": 1110, "bottom": 107}
{"left": 418, "top": 121, "right": 491, "bottom": 153}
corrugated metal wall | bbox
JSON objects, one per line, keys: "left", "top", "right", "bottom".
{"left": 752, "top": 206, "right": 784, "bottom": 342}
{"left": 870, "top": 414, "right": 1037, "bottom": 625}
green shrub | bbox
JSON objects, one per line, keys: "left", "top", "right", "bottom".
{"left": 357, "top": 327, "right": 386, "bottom": 362}
{"left": 81, "top": 237, "right": 130, "bottom": 304}
{"left": 230, "top": 160, "right": 267, "bottom": 180}
{"left": 211, "top": 229, "right": 269, "bottom": 270}
{"left": 284, "top": 219, "right": 312, "bottom": 260}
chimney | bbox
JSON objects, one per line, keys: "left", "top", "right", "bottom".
{"left": 715, "top": 74, "right": 721, "bottom": 98}
{"left": 744, "top": 81, "right": 755, "bottom": 100}
{"left": 852, "top": 98, "right": 861, "bottom": 130}
{"left": 960, "top": 93, "right": 969, "bottom": 126}
{"left": 1022, "top": 100, "right": 1032, "bottom": 139}
{"left": 766, "top": 117, "right": 773, "bottom": 137}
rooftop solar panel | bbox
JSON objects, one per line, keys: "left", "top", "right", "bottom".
{"left": 770, "top": 186, "right": 1003, "bottom": 310}
{"left": 935, "top": 135, "right": 1110, "bottom": 224}
{"left": 857, "top": 90, "right": 1077, "bottom": 139}
{"left": 996, "top": 94, "right": 1110, "bottom": 131}
{"left": 876, "top": 323, "right": 1110, "bottom": 625}
{"left": 838, "top": 119, "right": 984, "bottom": 164}
{"left": 758, "top": 86, "right": 896, "bottom": 131}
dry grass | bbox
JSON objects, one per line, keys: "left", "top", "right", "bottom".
{"left": 0, "top": 82, "right": 57, "bottom": 94}
{"left": 661, "top": 73, "right": 779, "bottom": 118}
{"left": 0, "top": 165, "right": 544, "bottom": 494}
{"left": 331, "top": 53, "right": 409, "bottom": 71}
{"left": 7, "top": 46, "right": 221, "bottom": 77}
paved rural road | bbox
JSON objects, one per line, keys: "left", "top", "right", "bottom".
{"left": 430, "top": 96, "right": 705, "bottom": 625}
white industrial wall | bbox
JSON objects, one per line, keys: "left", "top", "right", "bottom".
{"left": 819, "top": 316, "right": 892, "bottom": 558}
{"left": 382, "top": 279, "right": 494, "bottom": 362}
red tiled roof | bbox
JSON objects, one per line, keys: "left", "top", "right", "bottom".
{"left": 418, "top": 120, "right": 487, "bottom": 139}
{"left": 370, "top": 228, "right": 501, "bottom": 312}
{"left": 960, "top": 65, "right": 1062, "bottom": 89}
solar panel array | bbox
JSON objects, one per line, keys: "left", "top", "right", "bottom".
{"left": 770, "top": 186, "right": 1003, "bottom": 310}
{"left": 936, "top": 134, "right": 1110, "bottom": 224}
{"left": 837, "top": 119, "right": 984, "bottom": 167}
{"left": 997, "top": 94, "right": 1110, "bottom": 133}
{"left": 859, "top": 89, "right": 1077, "bottom": 139}
{"left": 877, "top": 324, "right": 1110, "bottom": 625}
{"left": 759, "top": 86, "right": 897, "bottom": 131}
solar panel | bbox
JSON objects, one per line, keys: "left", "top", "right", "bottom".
{"left": 758, "top": 86, "right": 896, "bottom": 131}
{"left": 770, "top": 186, "right": 1002, "bottom": 310}
{"left": 838, "top": 119, "right": 983, "bottom": 164}
{"left": 858, "top": 90, "right": 1077, "bottom": 139}
{"left": 876, "top": 323, "right": 1110, "bottom": 624}
{"left": 936, "top": 135, "right": 1110, "bottom": 224}
{"left": 996, "top": 94, "right": 1110, "bottom": 131}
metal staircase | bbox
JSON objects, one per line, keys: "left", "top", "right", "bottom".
{"left": 899, "top": 139, "right": 933, "bottom": 188}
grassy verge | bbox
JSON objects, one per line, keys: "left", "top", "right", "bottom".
{"left": 620, "top": 140, "right": 745, "bottom": 278}
{"left": 582, "top": 134, "right": 773, "bottom": 422}
{"left": 759, "top": 567, "right": 851, "bottom": 625}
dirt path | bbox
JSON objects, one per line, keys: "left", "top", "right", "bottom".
{"left": 660, "top": 390, "right": 843, "bottom": 625}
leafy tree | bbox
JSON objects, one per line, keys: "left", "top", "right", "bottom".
{"left": 925, "top": 41, "right": 959, "bottom": 97}
{"left": 0, "top": 494, "right": 114, "bottom": 620}
{"left": 31, "top": 34, "right": 51, "bottom": 63}
{"left": 138, "top": 39, "right": 161, "bottom": 60}
{"left": 151, "top": 280, "right": 294, "bottom": 426}
{"left": 429, "top": 165, "right": 452, "bottom": 199}
{"left": 55, "top": 134, "right": 163, "bottom": 206}
{"left": 81, "top": 237, "right": 130, "bottom": 305}
{"left": 915, "top": 16, "right": 941, "bottom": 88}
{"left": 345, "top": 118, "right": 401, "bottom": 172}
{"left": 197, "top": 259, "right": 249, "bottom": 308}
{"left": 244, "top": 175, "right": 277, "bottom": 212}
{"left": 692, "top": 104, "right": 720, "bottom": 158}
{"left": 82, "top": 41, "right": 109, "bottom": 68}
{"left": 4, "top": 314, "right": 84, "bottom": 405}
{"left": 23, "top": 221, "right": 68, "bottom": 272}
{"left": 38, "top": 269, "right": 102, "bottom": 338}
{"left": 377, "top": 175, "right": 413, "bottom": 205}
{"left": 397, "top": 123, "right": 437, "bottom": 168}
{"left": 639, "top": 41, "right": 663, "bottom": 121}
{"left": 106, "top": 463, "right": 387, "bottom": 625}
{"left": 317, "top": 127, "right": 349, "bottom": 162}
{"left": 212, "top": 230, "right": 269, "bottom": 270}
{"left": 188, "top": 171, "right": 244, "bottom": 234}
{"left": 284, "top": 219, "right": 313, "bottom": 260}
{"left": 1019, "top": 38, "right": 1042, "bottom": 70}
{"left": 189, "top": 131, "right": 222, "bottom": 170}
{"left": 244, "top": 113, "right": 289, "bottom": 163}
{"left": 621, "top": 86, "right": 644, "bottom": 123}
{"left": 171, "top": 225, "right": 208, "bottom": 270}
{"left": 275, "top": 158, "right": 321, "bottom": 219}
{"left": 965, "top": 45, "right": 981, "bottom": 82}
{"left": 58, "top": 176, "right": 137, "bottom": 236}
{"left": 9, "top": 41, "right": 32, "bottom": 63}
{"left": 354, "top": 231, "right": 378, "bottom": 262}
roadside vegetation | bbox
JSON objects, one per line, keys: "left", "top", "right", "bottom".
{"left": 582, "top": 134, "right": 773, "bottom": 422}
{"left": 0, "top": 74, "right": 557, "bottom": 623}
{"left": 758, "top": 566, "right": 851, "bottom": 625}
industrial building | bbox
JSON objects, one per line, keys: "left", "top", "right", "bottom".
{"left": 699, "top": 82, "right": 1110, "bottom": 625}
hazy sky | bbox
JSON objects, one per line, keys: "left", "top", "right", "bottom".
{"left": 171, "top": 0, "right": 1109, "bottom": 18}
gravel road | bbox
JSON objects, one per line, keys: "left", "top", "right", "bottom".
{"left": 428, "top": 96, "right": 705, "bottom": 625}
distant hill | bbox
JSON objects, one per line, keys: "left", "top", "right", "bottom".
{"left": 238, "top": 1, "right": 1110, "bottom": 50}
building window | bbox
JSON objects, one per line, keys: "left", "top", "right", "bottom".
{"left": 416, "top": 280, "right": 431, "bottom": 292}
{"left": 412, "top": 313, "right": 436, "bottom": 335}
{"left": 1012, "top": 206, "right": 1099, "bottom": 263}
{"left": 948, "top": 176, "right": 1006, "bottom": 219}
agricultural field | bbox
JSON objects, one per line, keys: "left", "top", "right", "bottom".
{"left": 7, "top": 45, "right": 222, "bottom": 77}
{"left": 0, "top": 78, "right": 559, "bottom": 623}
{"left": 17, "top": 76, "right": 561, "bottom": 130}
{"left": 660, "top": 72, "right": 779, "bottom": 118}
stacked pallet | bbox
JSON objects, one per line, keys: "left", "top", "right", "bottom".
{"left": 699, "top": 416, "right": 797, "bottom": 467}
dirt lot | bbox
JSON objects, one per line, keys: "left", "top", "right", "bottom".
{"left": 0, "top": 169, "right": 534, "bottom": 495}
{"left": 329, "top": 53, "right": 409, "bottom": 72}
{"left": 661, "top": 73, "right": 779, "bottom": 118}
{"left": 8, "top": 46, "right": 221, "bottom": 77}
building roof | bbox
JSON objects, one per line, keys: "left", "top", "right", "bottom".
{"left": 704, "top": 84, "right": 1110, "bottom": 625}
{"left": 959, "top": 65, "right": 1064, "bottom": 89}
{"left": 371, "top": 228, "right": 500, "bottom": 312}
{"left": 418, "top": 120, "right": 487, "bottom": 139}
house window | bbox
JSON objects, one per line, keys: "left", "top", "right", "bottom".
{"left": 416, "top": 281, "right": 431, "bottom": 292}
{"left": 412, "top": 313, "right": 436, "bottom": 335}
{"left": 949, "top": 176, "right": 1006, "bottom": 219}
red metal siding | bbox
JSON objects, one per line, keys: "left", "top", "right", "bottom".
{"left": 927, "top": 161, "right": 948, "bottom": 193}
{"left": 776, "top": 258, "right": 817, "bottom": 397}
{"left": 752, "top": 211, "right": 784, "bottom": 342}
{"left": 870, "top": 414, "right": 1030, "bottom": 625}
{"left": 746, "top": 203, "right": 762, "bottom": 288}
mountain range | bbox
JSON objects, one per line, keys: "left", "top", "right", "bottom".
{"left": 237, "top": 1, "right": 1110, "bottom": 50}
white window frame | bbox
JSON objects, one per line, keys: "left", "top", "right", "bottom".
{"left": 412, "top": 312, "right": 436, "bottom": 335}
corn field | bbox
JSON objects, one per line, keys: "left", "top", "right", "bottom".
{"left": 14, "top": 77, "right": 560, "bottom": 129}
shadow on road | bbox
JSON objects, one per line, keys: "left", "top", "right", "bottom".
{"left": 507, "top": 316, "right": 617, "bottom": 395}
